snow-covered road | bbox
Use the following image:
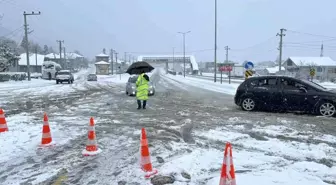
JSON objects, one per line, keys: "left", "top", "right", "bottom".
{"left": 0, "top": 69, "right": 335, "bottom": 185}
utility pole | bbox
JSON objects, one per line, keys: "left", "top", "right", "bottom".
{"left": 35, "top": 46, "right": 38, "bottom": 72}
{"left": 173, "top": 47, "right": 175, "bottom": 71}
{"left": 178, "top": 31, "right": 191, "bottom": 77}
{"left": 214, "top": 0, "right": 218, "bottom": 82}
{"left": 224, "top": 46, "right": 230, "bottom": 63}
{"left": 320, "top": 43, "right": 324, "bottom": 57}
{"left": 110, "top": 49, "right": 114, "bottom": 75}
{"left": 56, "top": 40, "right": 64, "bottom": 64}
{"left": 276, "top": 28, "right": 286, "bottom": 72}
{"left": 115, "top": 52, "right": 118, "bottom": 69}
{"left": 24, "top": 11, "right": 41, "bottom": 81}
{"left": 124, "top": 52, "right": 127, "bottom": 64}
{"left": 63, "top": 47, "right": 66, "bottom": 69}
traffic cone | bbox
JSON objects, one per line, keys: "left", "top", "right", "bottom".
{"left": 0, "top": 109, "right": 8, "bottom": 133}
{"left": 41, "top": 113, "right": 53, "bottom": 146}
{"left": 219, "top": 142, "right": 236, "bottom": 185}
{"left": 140, "top": 128, "right": 158, "bottom": 178}
{"left": 82, "top": 117, "right": 102, "bottom": 156}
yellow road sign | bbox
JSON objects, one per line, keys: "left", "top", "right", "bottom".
{"left": 245, "top": 70, "right": 253, "bottom": 79}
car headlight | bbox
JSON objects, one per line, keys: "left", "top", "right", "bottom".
{"left": 149, "top": 85, "right": 153, "bottom": 89}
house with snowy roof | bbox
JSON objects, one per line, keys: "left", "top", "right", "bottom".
{"left": 9, "top": 53, "right": 45, "bottom": 73}
{"left": 283, "top": 57, "right": 336, "bottom": 81}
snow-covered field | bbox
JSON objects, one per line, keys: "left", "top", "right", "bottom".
{"left": 0, "top": 68, "right": 335, "bottom": 185}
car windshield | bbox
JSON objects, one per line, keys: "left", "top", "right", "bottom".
{"left": 58, "top": 72, "right": 70, "bottom": 75}
{"left": 301, "top": 79, "right": 327, "bottom": 91}
{"left": 129, "top": 76, "right": 138, "bottom": 83}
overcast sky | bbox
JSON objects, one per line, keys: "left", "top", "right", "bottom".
{"left": 1, "top": 0, "right": 336, "bottom": 63}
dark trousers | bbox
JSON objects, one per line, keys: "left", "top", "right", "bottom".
{"left": 137, "top": 100, "right": 147, "bottom": 109}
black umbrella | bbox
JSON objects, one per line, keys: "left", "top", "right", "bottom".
{"left": 126, "top": 61, "right": 154, "bottom": 75}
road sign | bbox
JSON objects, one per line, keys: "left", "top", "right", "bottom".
{"left": 310, "top": 68, "right": 315, "bottom": 76}
{"left": 244, "top": 61, "right": 254, "bottom": 69}
{"left": 245, "top": 70, "right": 253, "bottom": 79}
{"left": 219, "top": 65, "right": 233, "bottom": 72}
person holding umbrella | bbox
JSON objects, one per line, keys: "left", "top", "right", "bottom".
{"left": 126, "top": 61, "right": 155, "bottom": 109}
{"left": 136, "top": 70, "right": 150, "bottom": 109}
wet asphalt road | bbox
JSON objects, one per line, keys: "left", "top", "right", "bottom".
{"left": 0, "top": 69, "right": 335, "bottom": 184}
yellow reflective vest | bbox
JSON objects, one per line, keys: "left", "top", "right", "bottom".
{"left": 136, "top": 73, "right": 149, "bottom": 100}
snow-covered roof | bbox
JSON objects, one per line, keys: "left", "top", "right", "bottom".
{"left": 45, "top": 53, "right": 61, "bottom": 59}
{"left": 288, "top": 57, "right": 336, "bottom": 67}
{"left": 95, "top": 61, "right": 110, "bottom": 65}
{"left": 265, "top": 66, "right": 285, "bottom": 74}
{"left": 96, "top": 53, "right": 109, "bottom": 57}
{"left": 137, "top": 55, "right": 199, "bottom": 71}
{"left": 43, "top": 61, "right": 62, "bottom": 68}
{"left": 66, "top": 52, "right": 84, "bottom": 59}
{"left": 45, "top": 52, "right": 84, "bottom": 59}
{"left": 18, "top": 53, "right": 45, "bottom": 66}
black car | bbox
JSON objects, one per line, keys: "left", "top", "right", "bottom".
{"left": 234, "top": 76, "right": 336, "bottom": 117}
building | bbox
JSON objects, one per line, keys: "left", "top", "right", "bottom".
{"left": 256, "top": 66, "right": 285, "bottom": 75}
{"left": 96, "top": 53, "right": 109, "bottom": 63}
{"left": 283, "top": 57, "right": 336, "bottom": 81}
{"left": 137, "top": 55, "right": 199, "bottom": 74}
{"left": 9, "top": 53, "right": 45, "bottom": 73}
{"left": 95, "top": 61, "right": 110, "bottom": 75}
{"left": 45, "top": 52, "right": 85, "bottom": 70}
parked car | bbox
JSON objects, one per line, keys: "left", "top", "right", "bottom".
{"left": 56, "top": 70, "right": 74, "bottom": 84}
{"left": 126, "top": 75, "right": 155, "bottom": 96}
{"left": 234, "top": 76, "right": 336, "bottom": 117}
{"left": 87, "top": 74, "right": 97, "bottom": 81}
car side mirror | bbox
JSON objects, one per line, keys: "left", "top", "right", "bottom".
{"left": 299, "top": 87, "right": 307, "bottom": 93}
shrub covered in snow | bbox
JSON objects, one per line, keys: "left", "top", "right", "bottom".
{"left": 0, "top": 72, "right": 26, "bottom": 82}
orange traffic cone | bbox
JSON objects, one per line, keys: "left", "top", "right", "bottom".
{"left": 140, "top": 128, "right": 158, "bottom": 178}
{"left": 82, "top": 117, "right": 102, "bottom": 156}
{"left": 41, "top": 113, "right": 53, "bottom": 146}
{"left": 0, "top": 109, "right": 8, "bottom": 133}
{"left": 219, "top": 142, "right": 236, "bottom": 185}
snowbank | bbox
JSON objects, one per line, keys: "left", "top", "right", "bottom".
{"left": 164, "top": 73, "right": 239, "bottom": 95}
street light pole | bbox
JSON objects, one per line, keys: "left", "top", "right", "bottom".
{"left": 214, "top": 0, "right": 217, "bottom": 82}
{"left": 178, "top": 31, "right": 191, "bottom": 78}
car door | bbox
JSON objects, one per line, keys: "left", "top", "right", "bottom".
{"left": 250, "top": 77, "right": 280, "bottom": 109}
{"left": 280, "top": 78, "right": 307, "bottom": 111}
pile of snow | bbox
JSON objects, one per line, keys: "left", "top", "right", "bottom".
{"left": 319, "top": 82, "right": 336, "bottom": 89}
{"left": 97, "top": 74, "right": 131, "bottom": 84}
{"left": 164, "top": 73, "right": 239, "bottom": 95}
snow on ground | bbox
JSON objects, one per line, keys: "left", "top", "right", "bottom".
{"left": 152, "top": 121, "right": 336, "bottom": 185}
{"left": 164, "top": 73, "right": 239, "bottom": 95}
{"left": 319, "top": 82, "right": 336, "bottom": 89}
{"left": 202, "top": 72, "right": 228, "bottom": 78}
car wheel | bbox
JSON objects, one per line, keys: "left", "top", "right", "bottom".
{"left": 126, "top": 91, "right": 128, "bottom": 95}
{"left": 56, "top": 80, "right": 59, "bottom": 84}
{"left": 241, "top": 97, "right": 256, "bottom": 111}
{"left": 318, "top": 101, "right": 336, "bottom": 117}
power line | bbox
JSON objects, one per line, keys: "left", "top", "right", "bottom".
{"left": 286, "top": 29, "right": 336, "bottom": 39}
{"left": 230, "top": 36, "right": 277, "bottom": 51}
{"left": 0, "top": 26, "right": 24, "bottom": 38}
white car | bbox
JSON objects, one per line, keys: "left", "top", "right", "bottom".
{"left": 56, "top": 70, "right": 74, "bottom": 84}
